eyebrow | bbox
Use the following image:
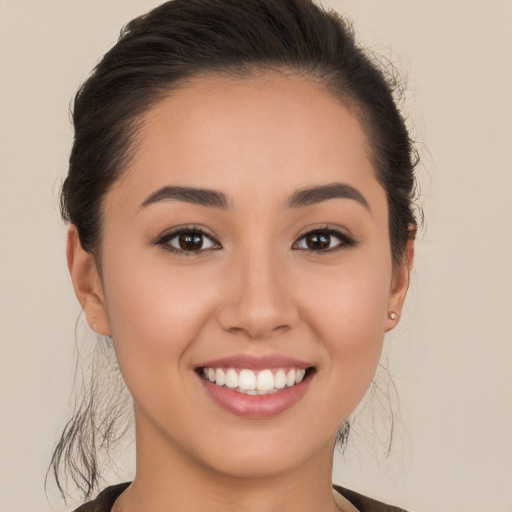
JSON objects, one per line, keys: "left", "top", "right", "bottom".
{"left": 287, "top": 182, "right": 371, "bottom": 211}
{"left": 140, "top": 182, "right": 370, "bottom": 212}
{"left": 140, "top": 186, "right": 232, "bottom": 210}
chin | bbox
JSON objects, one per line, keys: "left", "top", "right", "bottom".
{"left": 186, "top": 425, "right": 333, "bottom": 480}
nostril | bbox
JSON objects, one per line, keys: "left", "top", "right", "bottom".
{"left": 228, "top": 327, "right": 245, "bottom": 335}
{"left": 228, "top": 324, "right": 291, "bottom": 340}
{"left": 216, "top": 293, "right": 300, "bottom": 339}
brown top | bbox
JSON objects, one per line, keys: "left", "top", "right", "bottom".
{"left": 72, "top": 482, "right": 409, "bottom": 512}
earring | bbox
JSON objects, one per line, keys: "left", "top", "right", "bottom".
{"left": 388, "top": 311, "right": 397, "bottom": 321}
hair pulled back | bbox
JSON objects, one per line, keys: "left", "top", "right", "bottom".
{"left": 54, "top": 0, "right": 419, "bottom": 501}
{"left": 61, "top": 0, "right": 417, "bottom": 263}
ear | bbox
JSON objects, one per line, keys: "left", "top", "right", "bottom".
{"left": 385, "top": 235, "right": 414, "bottom": 332}
{"left": 67, "top": 225, "right": 111, "bottom": 336}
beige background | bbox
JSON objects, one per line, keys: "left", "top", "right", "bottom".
{"left": 1, "top": 1, "right": 511, "bottom": 511}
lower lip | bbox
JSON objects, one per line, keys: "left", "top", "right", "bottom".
{"left": 198, "top": 372, "right": 312, "bottom": 418}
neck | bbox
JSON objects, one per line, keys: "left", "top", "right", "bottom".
{"left": 117, "top": 415, "right": 347, "bottom": 512}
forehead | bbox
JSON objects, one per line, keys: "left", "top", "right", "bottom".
{"left": 110, "top": 73, "right": 383, "bottom": 212}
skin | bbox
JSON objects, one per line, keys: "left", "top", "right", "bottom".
{"left": 68, "top": 73, "right": 413, "bottom": 512}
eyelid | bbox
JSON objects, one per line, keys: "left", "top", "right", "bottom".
{"left": 292, "top": 225, "right": 357, "bottom": 253}
{"left": 152, "top": 224, "right": 222, "bottom": 255}
{"left": 152, "top": 223, "right": 357, "bottom": 256}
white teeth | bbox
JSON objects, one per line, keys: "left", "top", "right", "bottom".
{"left": 239, "top": 369, "right": 256, "bottom": 391}
{"left": 201, "top": 366, "right": 309, "bottom": 393}
{"left": 256, "top": 369, "right": 274, "bottom": 391}
{"left": 274, "top": 369, "right": 286, "bottom": 389}
{"left": 225, "top": 368, "right": 238, "bottom": 388}
{"left": 215, "top": 368, "right": 225, "bottom": 386}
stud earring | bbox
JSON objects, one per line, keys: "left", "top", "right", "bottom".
{"left": 388, "top": 311, "right": 397, "bottom": 321}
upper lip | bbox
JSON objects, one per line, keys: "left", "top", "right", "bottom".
{"left": 198, "top": 354, "right": 312, "bottom": 370}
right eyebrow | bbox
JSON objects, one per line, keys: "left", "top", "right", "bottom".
{"left": 140, "top": 186, "right": 232, "bottom": 210}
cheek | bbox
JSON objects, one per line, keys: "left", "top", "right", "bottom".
{"left": 301, "top": 250, "right": 391, "bottom": 333}
{"left": 297, "top": 249, "right": 392, "bottom": 393}
{"left": 99, "top": 250, "right": 220, "bottom": 389}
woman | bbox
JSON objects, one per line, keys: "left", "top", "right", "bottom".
{"left": 51, "top": 0, "right": 418, "bottom": 510}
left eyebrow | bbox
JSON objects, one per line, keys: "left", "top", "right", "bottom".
{"left": 140, "top": 186, "right": 232, "bottom": 210}
{"left": 286, "top": 182, "right": 371, "bottom": 212}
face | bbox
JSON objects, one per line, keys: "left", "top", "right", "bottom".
{"left": 70, "top": 74, "right": 411, "bottom": 480}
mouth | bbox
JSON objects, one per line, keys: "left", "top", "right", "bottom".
{"left": 195, "top": 355, "right": 315, "bottom": 417}
{"left": 197, "top": 366, "right": 313, "bottom": 395}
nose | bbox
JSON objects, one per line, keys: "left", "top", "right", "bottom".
{"left": 216, "top": 250, "right": 299, "bottom": 339}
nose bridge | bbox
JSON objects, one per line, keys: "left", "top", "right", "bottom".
{"left": 217, "top": 243, "right": 298, "bottom": 339}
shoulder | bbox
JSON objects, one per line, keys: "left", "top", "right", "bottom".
{"left": 72, "top": 483, "right": 131, "bottom": 512}
{"left": 333, "top": 484, "right": 410, "bottom": 512}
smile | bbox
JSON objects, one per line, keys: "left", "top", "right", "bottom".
{"left": 200, "top": 367, "right": 307, "bottom": 395}
{"left": 196, "top": 356, "right": 315, "bottom": 418}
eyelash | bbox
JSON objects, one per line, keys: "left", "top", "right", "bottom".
{"left": 153, "top": 225, "right": 357, "bottom": 256}
{"left": 153, "top": 225, "right": 220, "bottom": 256}
{"left": 292, "top": 226, "right": 357, "bottom": 254}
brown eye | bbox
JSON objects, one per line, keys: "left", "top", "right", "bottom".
{"left": 293, "top": 228, "right": 355, "bottom": 253}
{"left": 157, "top": 228, "right": 220, "bottom": 254}
{"left": 178, "top": 233, "right": 204, "bottom": 251}
{"left": 305, "top": 232, "right": 330, "bottom": 250}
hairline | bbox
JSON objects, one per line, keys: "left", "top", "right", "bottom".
{"left": 88, "top": 65, "right": 390, "bottom": 266}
